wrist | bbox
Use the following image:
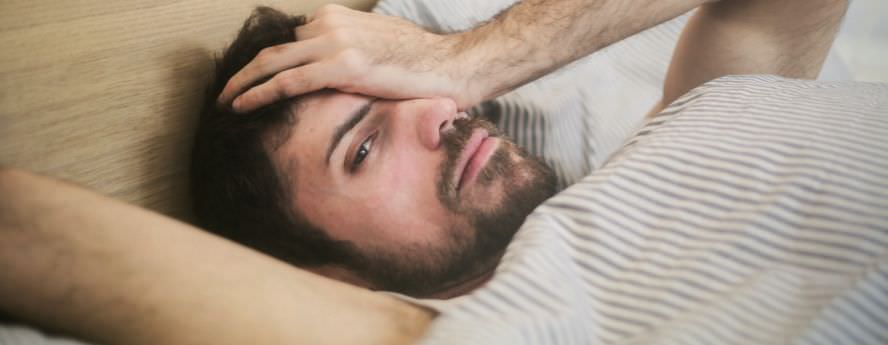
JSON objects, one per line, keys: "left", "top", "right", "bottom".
{"left": 440, "top": 30, "right": 505, "bottom": 109}
{"left": 445, "top": 18, "right": 557, "bottom": 109}
{"left": 430, "top": 32, "right": 478, "bottom": 109}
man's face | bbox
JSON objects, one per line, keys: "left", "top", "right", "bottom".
{"left": 272, "top": 91, "right": 555, "bottom": 296}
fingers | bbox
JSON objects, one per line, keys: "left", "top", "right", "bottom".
{"left": 296, "top": 12, "right": 340, "bottom": 40}
{"left": 293, "top": 21, "right": 323, "bottom": 40}
{"left": 231, "top": 62, "right": 333, "bottom": 113}
{"left": 218, "top": 38, "right": 326, "bottom": 107}
{"left": 305, "top": 3, "right": 348, "bottom": 22}
{"left": 218, "top": 4, "right": 362, "bottom": 110}
{"left": 220, "top": 4, "right": 443, "bottom": 112}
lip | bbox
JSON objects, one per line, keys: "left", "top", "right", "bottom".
{"left": 453, "top": 129, "right": 499, "bottom": 190}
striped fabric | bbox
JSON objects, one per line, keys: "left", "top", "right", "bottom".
{"left": 411, "top": 75, "right": 888, "bottom": 344}
{"left": 375, "top": 0, "right": 690, "bottom": 190}
{"left": 375, "top": 0, "right": 850, "bottom": 191}
{"left": 0, "top": 3, "right": 877, "bottom": 345}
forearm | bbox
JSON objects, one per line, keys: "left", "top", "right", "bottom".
{"left": 222, "top": 1, "right": 708, "bottom": 112}
{"left": 451, "top": 0, "right": 707, "bottom": 105}
{"left": 0, "top": 169, "right": 431, "bottom": 345}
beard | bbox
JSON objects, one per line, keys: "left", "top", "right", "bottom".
{"left": 346, "top": 116, "right": 557, "bottom": 297}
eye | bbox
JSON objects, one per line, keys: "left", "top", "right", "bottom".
{"left": 350, "top": 134, "right": 375, "bottom": 171}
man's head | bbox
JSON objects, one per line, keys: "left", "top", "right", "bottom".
{"left": 191, "top": 7, "right": 556, "bottom": 297}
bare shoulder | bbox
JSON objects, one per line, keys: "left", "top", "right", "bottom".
{"left": 649, "top": 0, "right": 848, "bottom": 118}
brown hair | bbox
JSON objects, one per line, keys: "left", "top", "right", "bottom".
{"left": 190, "top": 7, "right": 355, "bottom": 266}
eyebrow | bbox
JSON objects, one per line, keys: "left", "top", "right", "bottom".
{"left": 325, "top": 99, "right": 375, "bottom": 166}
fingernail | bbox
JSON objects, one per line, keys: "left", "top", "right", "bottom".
{"left": 232, "top": 98, "right": 242, "bottom": 112}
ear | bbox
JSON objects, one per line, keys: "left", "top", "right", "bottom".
{"left": 304, "top": 264, "right": 375, "bottom": 289}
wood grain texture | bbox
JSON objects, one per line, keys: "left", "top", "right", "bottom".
{"left": 0, "top": 0, "right": 377, "bottom": 221}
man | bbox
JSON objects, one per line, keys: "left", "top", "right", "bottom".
{"left": 190, "top": 6, "right": 558, "bottom": 298}
{"left": 195, "top": 0, "right": 852, "bottom": 299}
{"left": 4, "top": 0, "right": 886, "bottom": 345}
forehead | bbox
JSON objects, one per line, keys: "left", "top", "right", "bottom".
{"left": 290, "top": 90, "right": 368, "bottom": 143}
{"left": 273, "top": 90, "right": 368, "bottom": 176}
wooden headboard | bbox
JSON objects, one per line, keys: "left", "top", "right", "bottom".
{"left": 0, "top": 0, "right": 377, "bottom": 221}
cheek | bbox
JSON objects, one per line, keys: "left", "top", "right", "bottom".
{"left": 382, "top": 149, "right": 440, "bottom": 207}
{"left": 362, "top": 150, "right": 455, "bottom": 241}
{"left": 306, "top": 148, "right": 462, "bottom": 248}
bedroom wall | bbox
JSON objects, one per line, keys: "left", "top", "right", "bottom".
{"left": 0, "top": 0, "right": 377, "bottom": 221}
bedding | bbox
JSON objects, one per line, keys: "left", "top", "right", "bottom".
{"left": 0, "top": 325, "right": 88, "bottom": 345}
{"left": 378, "top": 3, "right": 887, "bottom": 344}
{"left": 0, "top": 0, "right": 875, "bottom": 344}
{"left": 409, "top": 75, "right": 888, "bottom": 344}
{"left": 377, "top": 0, "right": 688, "bottom": 189}
{"left": 375, "top": 0, "right": 851, "bottom": 189}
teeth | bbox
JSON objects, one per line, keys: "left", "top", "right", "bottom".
{"left": 457, "top": 111, "right": 469, "bottom": 119}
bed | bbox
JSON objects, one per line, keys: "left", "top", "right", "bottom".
{"left": 1, "top": 0, "right": 884, "bottom": 344}
{"left": 0, "top": 0, "right": 377, "bottom": 223}
{"left": 0, "top": 2, "right": 370, "bottom": 340}
{"left": 1, "top": 0, "right": 867, "bottom": 222}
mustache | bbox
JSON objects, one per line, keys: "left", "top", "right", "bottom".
{"left": 441, "top": 117, "right": 500, "bottom": 167}
{"left": 437, "top": 117, "right": 501, "bottom": 198}
{"left": 441, "top": 117, "right": 500, "bottom": 152}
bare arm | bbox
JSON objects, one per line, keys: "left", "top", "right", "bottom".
{"left": 453, "top": 0, "right": 705, "bottom": 106}
{"left": 220, "top": 0, "right": 707, "bottom": 112}
{"left": 650, "top": 0, "right": 848, "bottom": 116}
{"left": 0, "top": 169, "right": 431, "bottom": 345}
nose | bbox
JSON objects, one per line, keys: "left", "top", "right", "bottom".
{"left": 411, "top": 98, "right": 458, "bottom": 150}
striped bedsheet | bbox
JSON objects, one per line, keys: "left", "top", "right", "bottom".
{"left": 375, "top": 0, "right": 689, "bottom": 190}
{"left": 411, "top": 75, "right": 888, "bottom": 344}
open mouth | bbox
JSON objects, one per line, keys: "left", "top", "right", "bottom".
{"left": 453, "top": 129, "right": 499, "bottom": 191}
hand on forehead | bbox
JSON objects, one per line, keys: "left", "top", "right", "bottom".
{"left": 218, "top": 4, "right": 473, "bottom": 113}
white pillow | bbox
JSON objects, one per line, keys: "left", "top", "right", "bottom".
{"left": 374, "top": 0, "right": 688, "bottom": 188}
{"left": 373, "top": 0, "right": 850, "bottom": 188}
